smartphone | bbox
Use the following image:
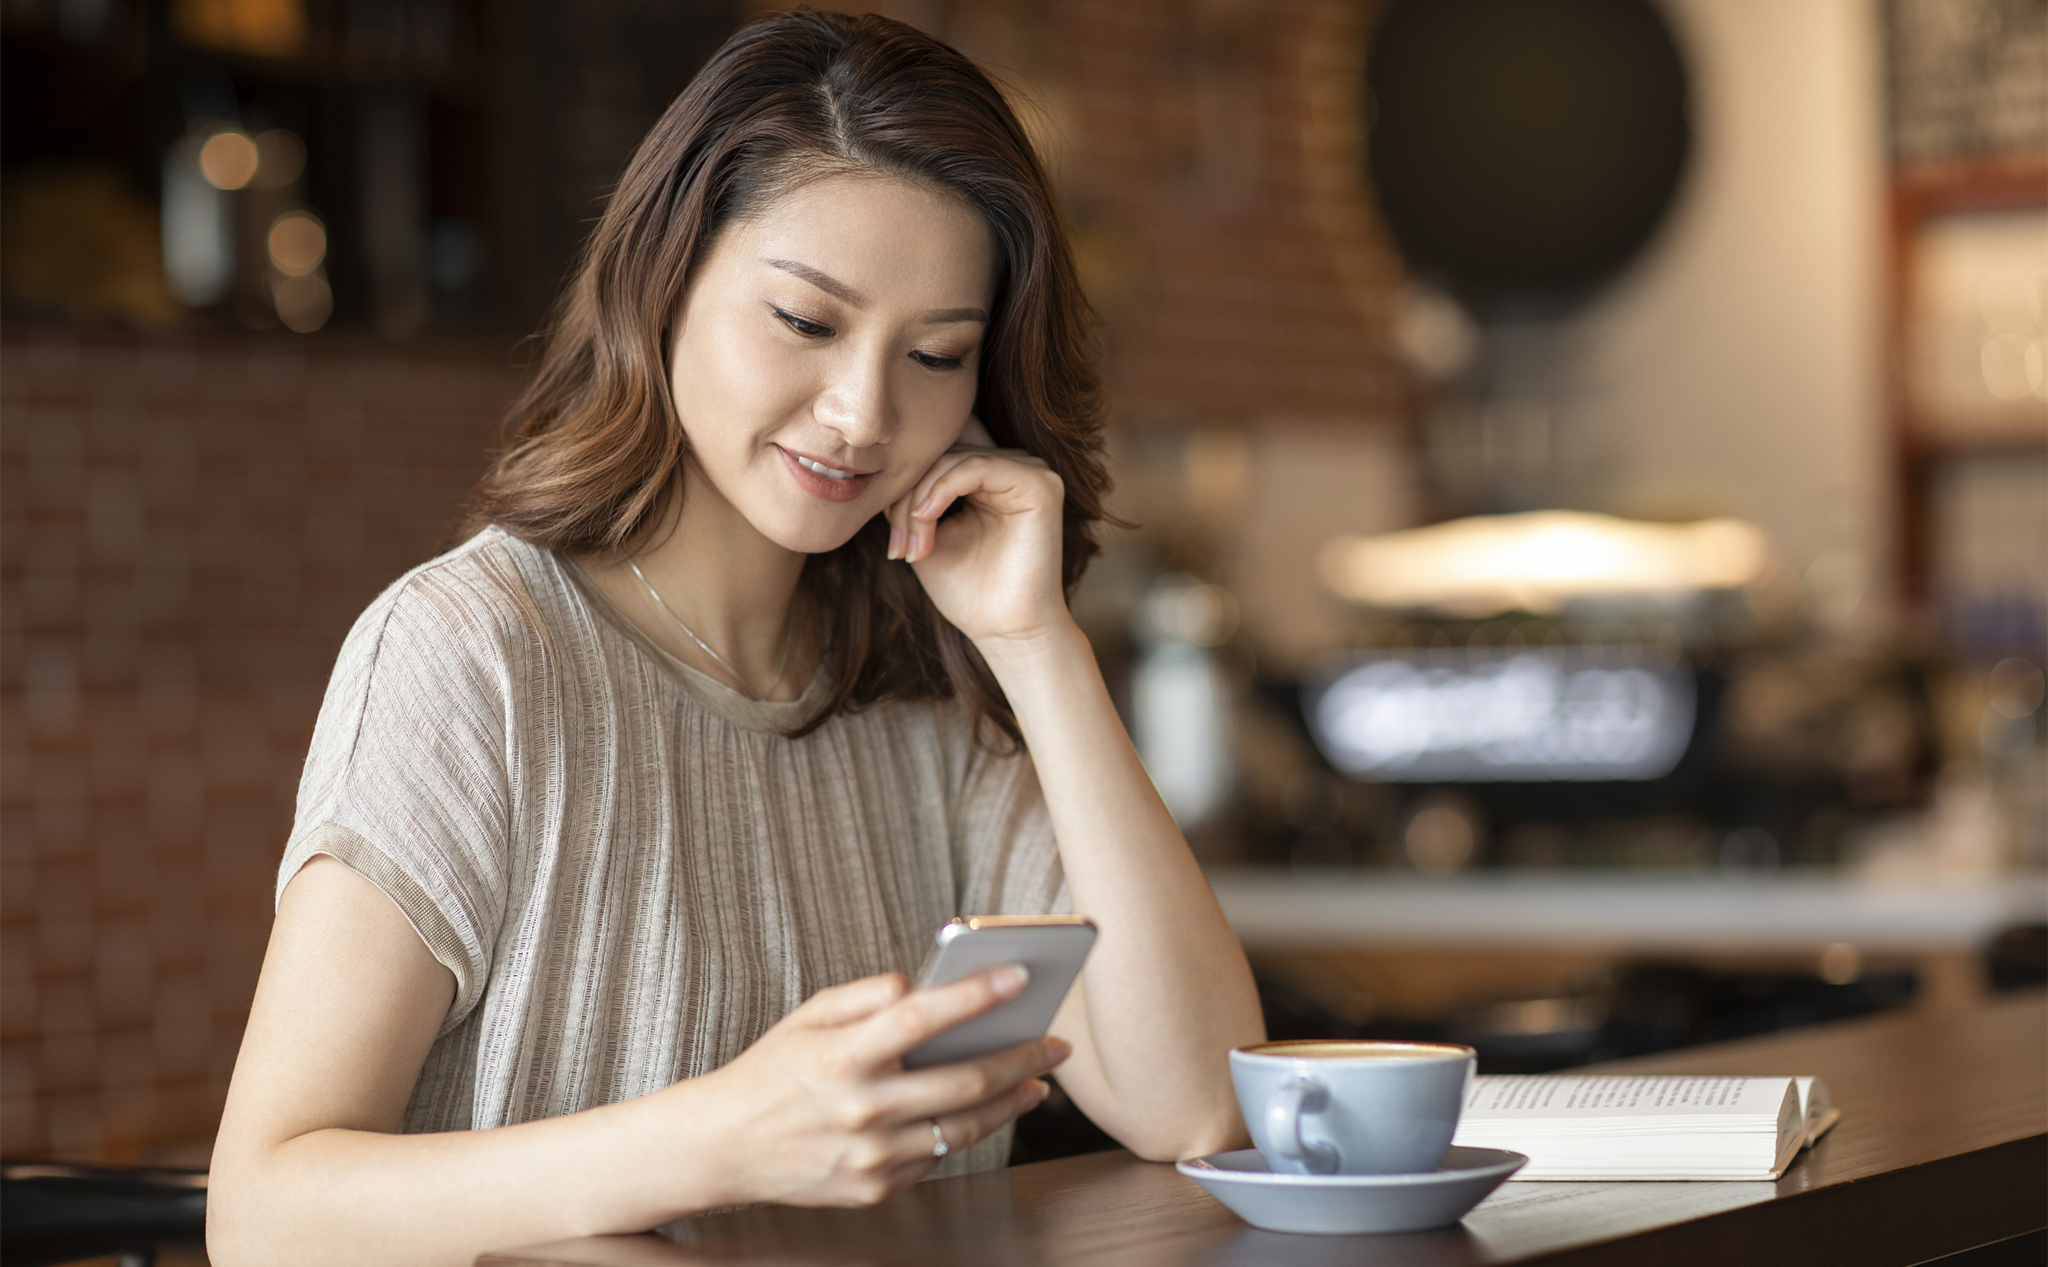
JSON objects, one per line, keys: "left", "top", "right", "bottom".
{"left": 899, "top": 915, "right": 1097, "bottom": 1069}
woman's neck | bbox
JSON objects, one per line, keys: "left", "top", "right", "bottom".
{"left": 583, "top": 469, "right": 813, "bottom": 701}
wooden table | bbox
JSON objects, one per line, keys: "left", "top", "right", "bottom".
{"left": 482, "top": 991, "right": 2047, "bottom": 1267}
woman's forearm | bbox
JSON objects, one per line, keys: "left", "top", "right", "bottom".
{"left": 978, "top": 620, "right": 1263, "bottom": 1159}
{"left": 209, "top": 859, "right": 754, "bottom": 1267}
{"left": 210, "top": 1076, "right": 738, "bottom": 1267}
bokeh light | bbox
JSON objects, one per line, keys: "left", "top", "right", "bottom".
{"left": 197, "top": 130, "right": 260, "bottom": 191}
{"left": 267, "top": 211, "right": 326, "bottom": 277}
{"left": 271, "top": 272, "right": 332, "bottom": 333}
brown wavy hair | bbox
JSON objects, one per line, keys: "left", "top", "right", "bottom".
{"left": 465, "top": 8, "right": 1111, "bottom": 744}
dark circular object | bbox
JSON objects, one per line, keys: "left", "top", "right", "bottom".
{"left": 1366, "top": 0, "right": 1692, "bottom": 314}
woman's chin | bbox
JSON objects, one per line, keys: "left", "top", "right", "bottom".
{"left": 757, "top": 510, "right": 881, "bottom": 558}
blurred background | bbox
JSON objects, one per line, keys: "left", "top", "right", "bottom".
{"left": 1, "top": 0, "right": 2044, "bottom": 1190}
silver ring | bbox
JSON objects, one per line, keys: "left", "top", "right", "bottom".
{"left": 929, "top": 1118, "right": 950, "bottom": 1158}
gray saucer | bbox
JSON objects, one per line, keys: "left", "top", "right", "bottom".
{"left": 1176, "top": 1146, "right": 1527, "bottom": 1235}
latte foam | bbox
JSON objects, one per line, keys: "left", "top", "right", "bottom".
{"left": 1239, "top": 1040, "right": 1470, "bottom": 1061}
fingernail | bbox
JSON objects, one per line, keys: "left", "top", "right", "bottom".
{"left": 1026, "top": 1079, "right": 1050, "bottom": 1108}
{"left": 1045, "top": 1036, "right": 1072, "bottom": 1067}
{"left": 993, "top": 964, "right": 1030, "bottom": 997}
{"left": 887, "top": 528, "right": 901, "bottom": 560}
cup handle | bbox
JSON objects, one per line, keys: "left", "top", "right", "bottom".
{"left": 1265, "top": 1078, "right": 1340, "bottom": 1175}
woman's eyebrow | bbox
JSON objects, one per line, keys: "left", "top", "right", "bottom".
{"left": 765, "top": 259, "right": 865, "bottom": 306}
{"left": 764, "top": 258, "right": 987, "bottom": 325}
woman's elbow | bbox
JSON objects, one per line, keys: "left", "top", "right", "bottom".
{"left": 204, "top": 1189, "right": 257, "bottom": 1267}
{"left": 1117, "top": 1106, "right": 1250, "bottom": 1164}
{"left": 204, "top": 1144, "right": 286, "bottom": 1267}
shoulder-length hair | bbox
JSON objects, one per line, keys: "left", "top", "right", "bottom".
{"left": 466, "top": 8, "right": 1112, "bottom": 744}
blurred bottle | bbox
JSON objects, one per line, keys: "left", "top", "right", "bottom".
{"left": 162, "top": 126, "right": 239, "bottom": 306}
{"left": 1131, "top": 575, "right": 1238, "bottom": 828}
{"left": 1983, "top": 656, "right": 2046, "bottom": 870}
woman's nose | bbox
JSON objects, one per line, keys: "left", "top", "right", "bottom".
{"left": 813, "top": 352, "right": 895, "bottom": 449}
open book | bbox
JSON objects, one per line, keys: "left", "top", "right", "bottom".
{"left": 1449, "top": 1075, "right": 1839, "bottom": 1181}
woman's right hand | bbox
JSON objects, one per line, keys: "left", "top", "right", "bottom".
{"left": 681, "top": 967, "right": 1070, "bottom": 1209}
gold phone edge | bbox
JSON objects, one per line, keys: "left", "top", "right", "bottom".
{"left": 957, "top": 914, "right": 1094, "bottom": 931}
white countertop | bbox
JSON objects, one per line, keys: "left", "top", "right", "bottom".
{"left": 1205, "top": 868, "right": 2048, "bottom": 952}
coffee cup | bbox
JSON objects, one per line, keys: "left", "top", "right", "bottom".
{"left": 1229, "top": 1040, "right": 1476, "bottom": 1176}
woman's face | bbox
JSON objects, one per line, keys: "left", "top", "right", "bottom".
{"left": 668, "top": 172, "right": 999, "bottom": 555}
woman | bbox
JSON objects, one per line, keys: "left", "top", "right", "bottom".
{"left": 207, "top": 11, "right": 1262, "bottom": 1264}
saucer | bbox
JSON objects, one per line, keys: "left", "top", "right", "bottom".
{"left": 1176, "top": 1146, "right": 1527, "bottom": 1235}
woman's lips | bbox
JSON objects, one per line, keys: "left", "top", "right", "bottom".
{"left": 776, "top": 446, "right": 875, "bottom": 503}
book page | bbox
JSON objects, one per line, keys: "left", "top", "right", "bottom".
{"left": 1796, "top": 1076, "right": 1841, "bottom": 1143}
{"left": 1464, "top": 1076, "right": 1791, "bottom": 1117}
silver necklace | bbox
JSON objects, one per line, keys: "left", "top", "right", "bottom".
{"left": 626, "top": 556, "right": 792, "bottom": 702}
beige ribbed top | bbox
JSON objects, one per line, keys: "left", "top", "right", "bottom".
{"left": 278, "top": 528, "right": 1065, "bottom": 1178}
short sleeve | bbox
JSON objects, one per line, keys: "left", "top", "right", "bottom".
{"left": 949, "top": 715, "right": 1069, "bottom": 919}
{"left": 278, "top": 554, "right": 519, "bottom": 1034}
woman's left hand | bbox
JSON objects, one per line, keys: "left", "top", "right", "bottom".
{"left": 886, "top": 418, "right": 1070, "bottom": 645}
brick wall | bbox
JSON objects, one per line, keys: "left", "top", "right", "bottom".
{"left": 1058, "top": 0, "right": 1406, "bottom": 423}
{"left": 1, "top": 326, "right": 521, "bottom": 1161}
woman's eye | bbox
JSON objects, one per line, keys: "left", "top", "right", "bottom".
{"left": 773, "top": 308, "right": 833, "bottom": 338}
{"left": 910, "top": 350, "right": 966, "bottom": 370}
